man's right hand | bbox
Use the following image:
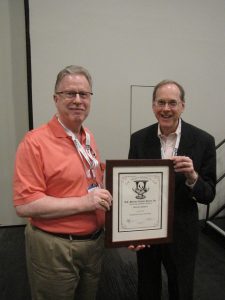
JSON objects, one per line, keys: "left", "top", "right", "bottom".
{"left": 88, "top": 188, "right": 112, "bottom": 211}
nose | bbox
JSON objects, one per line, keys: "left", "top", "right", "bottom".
{"left": 72, "top": 93, "right": 82, "bottom": 103}
{"left": 162, "top": 102, "right": 173, "bottom": 110}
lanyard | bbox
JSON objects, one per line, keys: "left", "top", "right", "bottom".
{"left": 57, "top": 118, "right": 99, "bottom": 178}
{"left": 160, "top": 132, "right": 181, "bottom": 159}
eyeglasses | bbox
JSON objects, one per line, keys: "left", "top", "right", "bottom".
{"left": 56, "top": 91, "right": 93, "bottom": 100}
{"left": 154, "top": 99, "right": 181, "bottom": 108}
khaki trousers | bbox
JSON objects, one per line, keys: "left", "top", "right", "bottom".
{"left": 25, "top": 223, "right": 104, "bottom": 300}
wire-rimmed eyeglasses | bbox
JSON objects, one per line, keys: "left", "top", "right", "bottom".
{"left": 154, "top": 99, "right": 181, "bottom": 108}
{"left": 56, "top": 91, "right": 93, "bottom": 100}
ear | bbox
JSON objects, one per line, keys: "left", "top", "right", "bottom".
{"left": 53, "top": 94, "right": 58, "bottom": 104}
{"left": 181, "top": 101, "right": 185, "bottom": 112}
{"left": 152, "top": 101, "right": 157, "bottom": 113}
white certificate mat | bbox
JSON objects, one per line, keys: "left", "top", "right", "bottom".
{"left": 105, "top": 159, "right": 175, "bottom": 247}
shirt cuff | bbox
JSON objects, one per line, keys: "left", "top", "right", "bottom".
{"left": 185, "top": 173, "right": 198, "bottom": 189}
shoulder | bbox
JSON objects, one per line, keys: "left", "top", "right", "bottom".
{"left": 19, "top": 123, "right": 51, "bottom": 150}
{"left": 181, "top": 120, "right": 215, "bottom": 144}
{"left": 181, "top": 121, "right": 215, "bottom": 150}
{"left": 26, "top": 123, "right": 49, "bottom": 139}
{"left": 131, "top": 123, "right": 158, "bottom": 140}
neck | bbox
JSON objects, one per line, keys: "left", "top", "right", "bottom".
{"left": 160, "top": 120, "right": 179, "bottom": 137}
{"left": 57, "top": 116, "right": 82, "bottom": 135}
{"left": 161, "top": 129, "right": 174, "bottom": 137}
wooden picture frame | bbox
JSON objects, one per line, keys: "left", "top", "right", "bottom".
{"left": 105, "top": 159, "right": 175, "bottom": 248}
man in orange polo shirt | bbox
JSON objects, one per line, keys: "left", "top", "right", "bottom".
{"left": 13, "top": 65, "right": 112, "bottom": 300}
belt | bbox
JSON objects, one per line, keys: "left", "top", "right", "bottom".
{"left": 33, "top": 225, "right": 103, "bottom": 241}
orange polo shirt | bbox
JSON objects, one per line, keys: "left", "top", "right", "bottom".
{"left": 13, "top": 115, "right": 105, "bottom": 234}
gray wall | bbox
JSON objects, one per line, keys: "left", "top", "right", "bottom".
{"left": 28, "top": 0, "right": 225, "bottom": 219}
{"left": 0, "top": 0, "right": 28, "bottom": 226}
{"left": 1, "top": 0, "right": 225, "bottom": 225}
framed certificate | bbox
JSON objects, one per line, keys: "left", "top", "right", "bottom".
{"left": 105, "top": 159, "right": 175, "bottom": 247}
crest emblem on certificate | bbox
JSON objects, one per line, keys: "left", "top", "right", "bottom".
{"left": 133, "top": 180, "right": 149, "bottom": 199}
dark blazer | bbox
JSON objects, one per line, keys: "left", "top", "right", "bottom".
{"left": 128, "top": 119, "right": 216, "bottom": 242}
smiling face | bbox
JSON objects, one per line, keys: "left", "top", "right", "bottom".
{"left": 152, "top": 83, "right": 185, "bottom": 136}
{"left": 54, "top": 74, "right": 92, "bottom": 134}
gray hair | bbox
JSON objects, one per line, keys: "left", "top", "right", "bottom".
{"left": 54, "top": 65, "right": 92, "bottom": 92}
{"left": 152, "top": 80, "right": 185, "bottom": 102}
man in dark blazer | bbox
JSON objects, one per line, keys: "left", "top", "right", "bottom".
{"left": 128, "top": 80, "right": 216, "bottom": 300}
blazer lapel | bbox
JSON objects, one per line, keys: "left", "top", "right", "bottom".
{"left": 177, "top": 121, "right": 195, "bottom": 156}
{"left": 144, "top": 125, "right": 161, "bottom": 159}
